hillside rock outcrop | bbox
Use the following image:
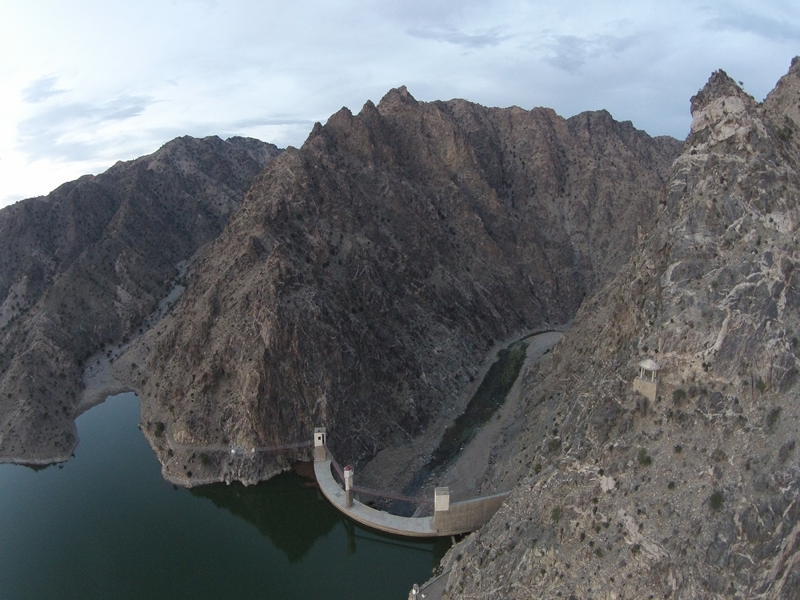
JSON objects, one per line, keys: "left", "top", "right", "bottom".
{"left": 132, "top": 88, "right": 680, "bottom": 485}
{"left": 443, "top": 61, "right": 800, "bottom": 600}
{"left": 0, "top": 136, "right": 280, "bottom": 463}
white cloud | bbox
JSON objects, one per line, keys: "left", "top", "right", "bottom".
{"left": 0, "top": 0, "right": 799, "bottom": 207}
{"left": 17, "top": 93, "right": 153, "bottom": 161}
{"left": 704, "top": 5, "right": 800, "bottom": 43}
{"left": 21, "top": 77, "right": 66, "bottom": 103}
{"left": 407, "top": 26, "right": 514, "bottom": 48}
{"left": 543, "top": 34, "right": 639, "bottom": 72}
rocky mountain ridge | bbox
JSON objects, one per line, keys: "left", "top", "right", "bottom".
{"left": 2, "top": 56, "right": 797, "bottom": 599}
{"left": 0, "top": 136, "right": 280, "bottom": 462}
{"left": 122, "top": 87, "right": 680, "bottom": 486}
{"left": 441, "top": 59, "right": 800, "bottom": 599}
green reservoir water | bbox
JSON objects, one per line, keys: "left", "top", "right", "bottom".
{"left": 0, "top": 393, "right": 447, "bottom": 599}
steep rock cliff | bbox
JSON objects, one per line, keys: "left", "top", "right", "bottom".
{"left": 134, "top": 88, "right": 680, "bottom": 485}
{"left": 0, "top": 136, "right": 280, "bottom": 463}
{"left": 445, "top": 59, "right": 800, "bottom": 600}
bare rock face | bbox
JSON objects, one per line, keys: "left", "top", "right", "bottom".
{"left": 445, "top": 61, "right": 800, "bottom": 599}
{"left": 764, "top": 56, "right": 800, "bottom": 133}
{"left": 134, "top": 88, "right": 679, "bottom": 485}
{"left": 0, "top": 136, "right": 280, "bottom": 463}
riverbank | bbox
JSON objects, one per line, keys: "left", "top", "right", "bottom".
{"left": 71, "top": 325, "right": 565, "bottom": 496}
{"left": 80, "top": 269, "right": 188, "bottom": 417}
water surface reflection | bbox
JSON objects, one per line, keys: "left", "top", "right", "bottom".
{"left": 0, "top": 393, "right": 447, "bottom": 599}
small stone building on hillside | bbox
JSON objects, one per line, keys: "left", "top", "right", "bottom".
{"left": 633, "top": 358, "right": 660, "bottom": 404}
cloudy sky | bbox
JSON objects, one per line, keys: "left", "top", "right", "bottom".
{"left": 1, "top": 0, "right": 798, "bottom": 208}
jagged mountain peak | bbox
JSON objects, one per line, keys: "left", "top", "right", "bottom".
{"left": 377, "top": 84, "right": 419, "bottom": 112}
{"left": 128, "top": 89, "right": 679, "bottom": 485}
{"left": 443, "top": 58, "right": 800, "bottom": 600}
{"left": 650, "top": 59, "right": 800, "bottom": 388}
{"left": 359, "top": 98, "right": 378, "bottom": 116}
{"left": 690, "top": 69, "right": 751, "bottom": 112}
{"left": 688, "top": 69, "right": 760, "bottom": 148}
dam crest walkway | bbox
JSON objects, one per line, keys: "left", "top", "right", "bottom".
{"left": 314, "top": 455, "right": 437, "bottom": 537}
{"left": 312, "top": 428, "right": 509, "bottom": 538}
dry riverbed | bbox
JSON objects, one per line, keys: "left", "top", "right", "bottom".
{"left": 358, "top": 329, "right": 564, "bottom": 505}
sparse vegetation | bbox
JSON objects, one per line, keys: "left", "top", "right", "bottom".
{"left": 709, "top": 490, "right": 724, "bottom": 511}
{"left": 153, "top": 422, "right": 165, "bottom": 438}
{"left": 425, "top": 339, "right": 528, "bottom": 473}
{"left": 766, "top": 406, "right": 782, "bottom": 429}
{"left": 777, "top": 124, "right": 794, "bottom": 142}
{"left": 637, "top": 448, "right": 652, "bottom": 466}
{"left": 672, "top": 388, "right": 687, "bottom": 403}
{"left": 551, "top": 506, "right": 562, "bottom": 522}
